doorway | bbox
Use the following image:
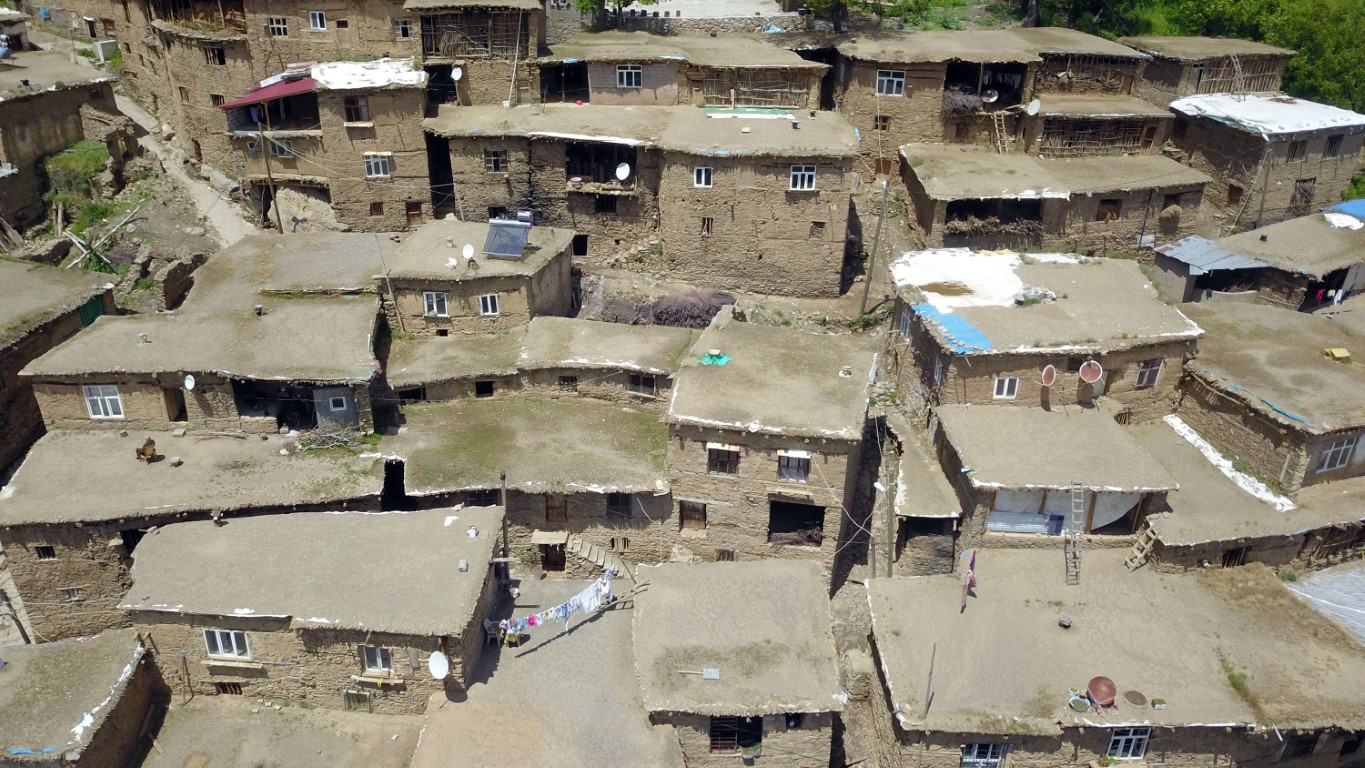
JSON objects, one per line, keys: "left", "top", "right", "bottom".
{"left": 162, "top": 387, "right": 188, "bottom": 422}
{"left": 425, "top": 132, "right": 455, "bottom": 213}
{"left": 768, "top": 499, "right": 825, "bottom": 546}
{"left": 1221, "top": 546, "right": 1249, "bottom": 568}
{"left": 539, "top": 544, "right": 566, "bottom": 571}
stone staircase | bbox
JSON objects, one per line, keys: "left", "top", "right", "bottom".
{"left": 566, "top": 534, "right": 637, "bottom": 586}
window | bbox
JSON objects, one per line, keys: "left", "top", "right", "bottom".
{"left": 61, "top": 587, "right": 86, "bottom": 602}
{"left": 876, "top": 69, "right": 906, "bottom": 96}
{"left": 874, "top": 115, "right": 891, "bottom": 131}
{"left": 700, "top": 216, "right": 713, "bottom": 235}
{"left": 267, "top": 16, "right": 288, "bottom": 36}
{"left": 204, "top": 628, "right": 251, "bottom": 659}
{"left": 680, "top": 501, "right": 707, "bottom": 529}
{"left": 484, "top": 149, "right": 508, "bottom": 173}
{"left": 628, "top": 373, "right": 656, "bottom": 397}
{"left": 364, "top": 153, "right": 392, "bottom": 178}
{"left": 467, "top": 490, "right": 498, "bottom": 506}
{"left": 214, "top": 682, "right": 244, "bottom": 695}
{"left": 34, "top": 545, "right": 57, "bottom": 560}
{"left": 693, "top": 166, "right": 713, "bottom": 188}
{"left": 1107, "top": 727, "right": 1150, "bottom": 761}
{"left": 1283, "top": 735, "right": 1317, "bottom": 760}
{"left": 1291, "top": 177, "right": 1316, "bottom": 208}
{"left": 708, "top": 448, "right": 740, "bottom": 475}
{"left": 361, "top": 645, "right": 391, "bottom": 673}
{"left": 474, "top": 380, "right": 495, "bottom": 398}
{"left": 1163, "top": 192, "right": 1181, "bottom": 209}
{"left": 594, "top": 195, "right": 618, "bottom": 215}
{"left": 1227, "top": 184, "right": 1244, "bottom": 207}
{"left": 210, "top": 93, "right": 225, "bottom": 107}
{"left": 329, "top": 396, "right": 347, "bottom": 412}
{"left": 489, "top": 206, "right": 509, "bottom": 219}
{"left": 178, "top": 86, "right": 190, "bottom": 103}
{"left": 606, "top": 493, "right": 631, "bottom": 518}
{"left": 609, "top": 537, "right": 629, "bottom": 552}
{"left": 369, "top": 202, "right": 384, "bottom": 216}
{"left": 336, "top": 19, "right": 349, "bottom": 29}
{"left": 423, "top": 291, "right": 448, "bottom": 317}
{"left": 710, "top": 716, "right": 762, "bottom": 754}
{"left": 269, "top": 139, "right": 292, "bottom": 158}
{"left": 954, "top": 122, "right": 970, "bottom": 140}
{"left": 83, "top": 385, "right": 124, "bottom": 419}
{"left": 479, "top": 293, "right": 500, "bottom": 317}
{"left": 789, "top": 165, "right": 816, "bottom": 191}
{"left": 1317, "top": 436, "right": 1357, "bottom": 474}
{"left": 1134, "top": 359, "right": 1163, "bottom": 390}
{"left": 993, "top": 376, "right": 1019, "bottom": 400}
{"left": 715, "top": 548, "right": 737, "bottom": 561}
{"left": 344, "top": 96, "right": 370, "bottom": 122}
{"left": 1324, "top": 134, "right": 1344, "bottom": 158}
{"left": 394, "top": 18, "right": 413, "bottom": 39}
{"left": 616, "top": 64, "right": 643, "bottom": 88}
{"left": 1287, "top": 139, "right": 1307, "bottom": 161}
{"left": 558, "top": 375, "right": 578, "bottom": 392}
{"left": 898, "top": 307, "right": 912, "bottom": 339}
{"left": 204, "top": 46, "right": 225, "bottom": 65}
{"left": 308, "top": 10, "right": 327, "bottom": 30}
{"left": 778, "top": 452, "right": 811, "bottom": 483}
{"left": 810, "top": 221, "right": 826, "bottom": 237}
{"left": 962, "top": 743, "right": 1008, "bottom": 768}
{"left": 1096, "top": 199, "right": 1123, "bottom": 221}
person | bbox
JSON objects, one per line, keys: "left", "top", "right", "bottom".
{"left": 0, "top": 34, "right": 12, "bottom": 61}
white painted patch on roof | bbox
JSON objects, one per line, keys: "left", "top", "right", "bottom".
{"left": 443, "top": 515, "right": 460, "bottom": 527}
{"left": 889, "top": 248, "right": 1079, "bottom": 311}
{"left": 1170, "top": 93, "right": 1365, "bottom": 137}
{"left": 1163, "top": 414, "right": 1295, "bottom": 511}
{"left": 1324, "top": 212, "right": 1364, "bottom": 230}
{"left": 311, "top": 58, "right": 426, "bottom": 90}
{"left": 70, "top": 643, "right": 143, "bottom": 745}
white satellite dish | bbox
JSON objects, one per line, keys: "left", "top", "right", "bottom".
{"left": 982, "top": 89, "right": 999, "bottom": 104}
{"left": 452, "top": 66, "right": 464, "bottom": 82}
{"left": 183, "top": 374, "right": 196, "bottom": 391}
{"left": 428, "top": 651, "right": 450, "bottom": 679}
{"left": 462, "top": 243, "right": 475, "bottom": 260}
{"left": 1026, "top": 98, "right": 1041, "bottom": 116}
{"left": 615, "top": 162, "right": 631, "bottom": 181}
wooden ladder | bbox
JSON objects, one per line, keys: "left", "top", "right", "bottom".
{"left": 1229, "top": 53, "right": 1247, "bottom": 94}
{"left": 1125, "top": 525, "right": 1159, "bottom": 571}
{"left": 991, "top": 111, "right": 1009, "bottom": 154}
{"left": 1064, "top": 481, "right": 1083, "bottom": 585}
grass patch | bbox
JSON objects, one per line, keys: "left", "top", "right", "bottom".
{"left": 1219, "top": 653, "right": 1264, "bottom": 719}
{"left": 1278, "top": 569, "right": 1298, "bottom": 582}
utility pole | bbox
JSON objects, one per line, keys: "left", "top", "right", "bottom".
{"left": 499, "top": 471, "right": 509, "bottom": 578}
{"left": 859, "top": 179, "right": 889, "bottom": 317}
{"left": 258, "top": 128, "right": 285, "bottom": 233}
{"left": 0, "top": 586, "right": 32, "bottom": 645}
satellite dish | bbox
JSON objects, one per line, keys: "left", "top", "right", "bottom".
{"left": 615, "top": 162, "right": 631, "bottom": 181}
{"left": 1040, "top": 365, "right": 1057, "bottom": 388}
{"left": 1079, "top": 360, "right": 1104, "bottom": 384}
{"left": 183, "top": 374, "right": 196, "bottom": 391}
{"left": 461, "top": 243, "right": 475, "bottom": 260}
{"left": 1026, "top": 98, "right": 1041, "bottom": 116}
{"left": 982, "top": 89, "right": 999, "bottom": 104}
{"left": 451, "top": 66, "right": 464, "bottom": 82}
{"left": 427, "top": 651, "right": 450, "bottom": 679}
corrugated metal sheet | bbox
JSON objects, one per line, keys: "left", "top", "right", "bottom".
{"left": 1154, "top": 235, "right": 1271, "bottom": 276}
{"left": 482, "top": 220, "right": 531, "bottom": 260}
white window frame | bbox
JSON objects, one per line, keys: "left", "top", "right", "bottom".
{"left": 266, "top": 16, "right": 288, "bottom": 36}
{"left": 343, "top": 95, "right": 370, "bottom": 123}
{"left": 1317, "top": 436, "right": 1358, "bottom": 474}
{"left": 616, "top": 64, "right": 643, "bottom": 89}
{"left": 363, "top": 153, "right": 392, "bottom": 178}
{"left": 268, "top": 138, "right": 292, "bottom": 158}
{"left": 1134, "top": 359, "right": 1163, "bottom": 390}
{"left": 933, "top": 356, "right": 944, "bottom": 386}
{"left": 479, "top": 293, "right": 500, "bottom": 317}
{"left": 789, "top": 165, "right": 816, "bottom": 191}
{"left": 1107, "top": 727, "right": 1150, "bottom": 761}
{"left": 361, "top": 645, "right": 392, "bottom": 673}
{"left": 329, "top": 396, "right": 348, "bottom": 412}
{"left": 82, "top": 384, "right": 124, "bottom": 419}
{"left": 898, "top": 307, "right": 912, "bottom": 339}
{"left": 693, "top": 166, "right": 713, "bottom": 188}
{"left": 876, "top": 69, "right": 907, "bottom": 97}
{"left": 423, "top": 291, "right": 448, "bottom": 317}
{"left": 308, "top": 10, "right": 327, "bottom": 30}
{"left": 203, "top": 628, "right": 251, "bottom": 659}
{"left": 993, "top": 376, "right": 1019, "bottom": 400}
{"left": 961, "top": 743, "right": 1008, "bottom": 768}
{"left": 393, "top": 18, "right": 413, "bottom": 39}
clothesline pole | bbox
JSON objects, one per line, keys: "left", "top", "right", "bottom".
{"left": 499, "top": 470, "right": 509, "bottom": 579}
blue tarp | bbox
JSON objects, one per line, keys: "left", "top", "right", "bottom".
{"left": 1326, "top": 199, "right": 1365, "bottom": 220}
{"left": 913, "top": 303, "right": 993, "bottom": 354}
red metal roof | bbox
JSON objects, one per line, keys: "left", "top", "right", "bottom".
{"left": 219, "top": 76, "right": 316, "bottom": 110}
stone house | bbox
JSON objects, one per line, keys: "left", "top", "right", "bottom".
{"left": 122, "top": 506, "right": 501, "bottom": 713}
{"left": 0, "top": 51, "right": 133, "bottom": 229}
{"left": 0, "top": 629, "right": 163, "bottom": 767}
{"left": 1019, "top": 94, "right": 1172, "bottom": 158}
{"left": 664, "top": 313, "right": 876, "bottom": 565}
{"left": 0, "top": 262, "right": 113, "bottom": 475}
{"left": 899, "top": 144, "right": 1210, "bottom": 253}
{"left": 1121, "top": 36, "right": 1295, "bottom": 107}
{"left": 0, "top": 7, "right": 32, "bottom": 50}
{"left": 386, "top": 326, "right": 526, "bottom": 401}
{"left": 381, "top": 217, "right": 574, "bottom": 336}
{"left": 868, "top": 549, "right": 1365, "bottom": 768}
{"left": 632, "top": 560, "right": 844, "bottom": 767}
{"left": 387, "top": 397, "right": 672, "bottom": 575}
{"left": 1176, "top": 302, "right": 1365, "bottom": 495}
{"left": 881, "top": 415, "right": 960, "bottom": 577}
{"left": 1151, "top": 204, "right": 1365, "bottom": 310}
{"left": 888, "top": 249, "right": 1203, "bottom": 422}
{"left": 1168, "top": 93, "right": 1365, "bottom": 226}
{"left": 0, "top": 428, "right": 382, "bottom": 641}
{"left": 218, "top": 58, "right": 431, "bottom": 231}
{"left": 931, "top": 405, "right": 1175, "bottom": 554}
{"left": 411, "top": 0, "right": 544, "bottom": 107}
{"left": 540, "top": 30, "right": 824, "bottom": 108}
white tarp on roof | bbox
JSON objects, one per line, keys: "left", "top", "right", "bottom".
{"left": 1170, "top": 93, "right": 1365, "bottom": 137}
{"left": 311, "top": 58, "right": 426, "bottom": 90}
{"left": 889, "top": 248, "right": 1078, "bottom": 311}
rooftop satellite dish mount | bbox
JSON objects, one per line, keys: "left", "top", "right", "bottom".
{"left": 982, "top": 89, "right": 999, "bottom": 104}
{"left": 462, "top": 243, "right": 475, "bottom": 260}
{"left": 615, "top": 162, "right": 631, "bottom": 182}
{"left": 1040, "top": 364, "right": 1057, "bottom": 388}
{"left": 1079, "top": 360, "right": 1104, "bottom": 385}
{"left": 183, "top": 374, "right": 196, "bottom": 391}
{"left": 452, "top": 66, "right": 464, "bottom": 81}
{"left": 1026, "top": 98, "right": 1041, "bottom": 116}
{"left": 428, "top": 651, "right": 450, "bottom": 680}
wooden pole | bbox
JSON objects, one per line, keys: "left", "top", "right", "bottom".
{"left": 258, "top": 129, "right": 285, "bottom": 232}
{"left": 0, "top": 587, "right": 31, "bottom": 644}
{"left": 859, "top": 179, "right": 889, "bottom": 317}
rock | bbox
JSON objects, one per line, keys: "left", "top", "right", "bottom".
{"left": 184, "top": 226, "right": 207, "bottom": 237}
{"left": 252, "top": 708, "right": 260, "bottom": 714}
{"left": 172, "top": 428, "right": 187, "bottom": 438}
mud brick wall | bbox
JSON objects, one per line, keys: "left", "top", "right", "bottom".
{"left": 1, "top": 522, "right": 135, "bottom": 640}
{"left": 837, "top": 59, "right": 953, "bottom": 174}
{"left": 518, "top": 368, "right": 672, "bottom": 409}
{"left": 503, "top": 490, "right": 675, "bottom": 569}
{"left": 1149, "top": 533, "right": 1306, "bottom": 573}
{"left": 1136, "top": 56, "right": 1288, "bottom": 107}
{"left": 0, "top": 85, "right": 116, "bottom": 228}
{"left": 656, "top": 711, "right": 835, "bottom": 768}
{"left": 384, "top": 250, "right": 571, "bottom": 336}
{"left": 1175, "top": 374, "right": 1312, "bottom": 492}
{"left": 584, "top": 62, "right": 681, "bottom": 105}
{"left": 76, "top": 653, "right": 164, "bottom": 768}
{"left": 238, "top": 0, "right": 421, "bottom": 73}
{"left": 446, "top": 136, "right": 535, "bottom": 220}
{"left": 666, "top": 425, "right": 859, "bottom": 566}
{"left": 315, "top": 88, "right": 431, "bottom": 231}
{"left": 657, "top": 151, "right": 852, "bottom": 297}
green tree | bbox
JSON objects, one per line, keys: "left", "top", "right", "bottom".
{"left": 1267, "top": 0, "right": 1365, "bottom": 112}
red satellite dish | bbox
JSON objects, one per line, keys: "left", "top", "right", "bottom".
{"left": 1079, "top": 360, "right": 1104, "bottom": 384}
{"left": 1040, "top": 364, "right": 1057, "bottom": 387}
{"left": 1088, "top": 676, "right": 1117, "bottom": 707}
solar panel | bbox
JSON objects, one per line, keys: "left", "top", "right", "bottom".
{"left": 482, "top": 219, "right": 531, "bottom": 260}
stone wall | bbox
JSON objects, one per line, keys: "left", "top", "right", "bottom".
{"left": 1175, "top": 374, "right": 1311, "bottom": 493}
{"left": 78, "top": 652, "right": 164, "bottom": 768}
{"left": 1254, "top": 271, "right": 1308, "bottom": 310}
{"left": 1, "top": 522, "right": 136, "bottom": 641}
{"left": 1020, "top": 114, "right": 1171, "bottom": 158}
{"left": 584, "top": 61, "right": 681, "bottom": 105}
{"left": 618, "top": 14, "right": 811, "bottom": 36}
{"left": 1136, "top": 56, "right": 1288, "bottom": 107}
{"left": 836, "top": 59, "right": 954, "bottom": 175}
{"left": 666, "top": 425, "right": 860, "bottom": 566}
{"left": 503, "top": 490, "right": 675, "bottom": 569}
{"left": 1149, "top": 532, "right": 1306, "bottom": 573}
{"left": 518, "top": 368, "right": 672, "bottom": 409}
{"left": 384, "top": 249, "right": 572, "bottom": 335}
{"left": 656, "top": 711, "right": 834, "bottom": 768}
